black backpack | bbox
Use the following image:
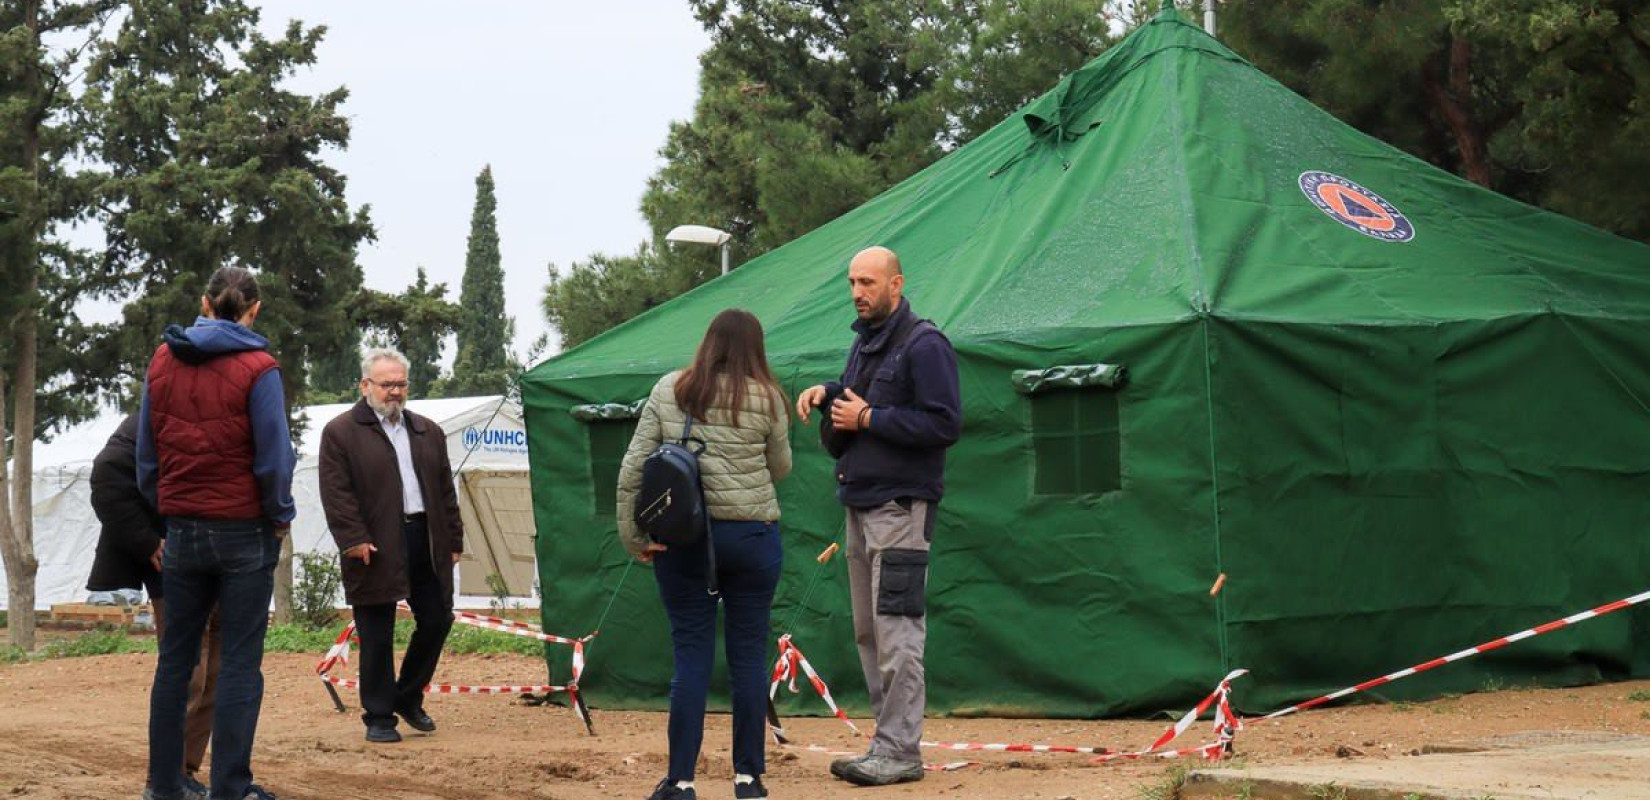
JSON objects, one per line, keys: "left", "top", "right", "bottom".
{"left": 634, "top": 416, "right": 719, "bottom": 594}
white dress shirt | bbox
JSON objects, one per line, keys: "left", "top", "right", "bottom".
{"left": 378, "top": 412, "right": 425, "bottom": 515}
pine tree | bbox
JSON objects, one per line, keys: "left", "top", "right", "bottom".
{"left": 79, "top": 0, "right": 374, "bottom": 622}
{"left": 354, "top": 268, "right": 462, "bottom": 392}
{"left": 0, "top": 0, "right": 118, "bottom": 651}
{"left": 447, "top": 165, "right": 511, "bottom": 395}
{"left": 550, "top": 0, "right": 1126, "bottom": 348}
{"left": 80, "top": 0, "right": 375, "bottom": 415}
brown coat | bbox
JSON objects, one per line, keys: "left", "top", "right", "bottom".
{"left": 319, "top": 400, "right": 464, "bottom": 606}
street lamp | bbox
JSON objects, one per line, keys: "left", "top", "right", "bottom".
{"left": 665, "top": 224, "right": 733, "bottom": 276}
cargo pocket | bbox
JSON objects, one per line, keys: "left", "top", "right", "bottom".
{"left": 877, "top": 549, "right": 928, "bottom": 617}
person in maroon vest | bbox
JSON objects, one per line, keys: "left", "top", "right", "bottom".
{"left": 137, "top": 266, "right": 296, "bottom": 800}
{"left": 88, "top": 415, "right": 221, "bottom": 799}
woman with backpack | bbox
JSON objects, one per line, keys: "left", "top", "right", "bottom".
{"left": 617, "top": 308, "right": 793, "bottom": 800}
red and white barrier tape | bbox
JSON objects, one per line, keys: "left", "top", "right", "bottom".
{"left": 314, "top": 607, "right": 596, "bottom": 728}
{"left": 1091, "top": 669, "right": 1244, "bottom": 763}
{"left": 768, "top": 634, "right": 865, "bottom": 739}
{"left": 921, "top": 740, "right": 1111, "bottom": 755}
{"left": 449, "top": 608, "right": 595, "bottom": 646}
{"left": 767, "top": 633, "right": 1243, "bottom": 766}
{"left": 1262, "top": 586, "right": 1650, "bottom": 720}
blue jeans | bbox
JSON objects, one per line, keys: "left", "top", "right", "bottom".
{"left": 148, "top": 518, "right": 278, "bottom": 800}
{"left": 653, "top": 519, "right": 782, "bottom": 781}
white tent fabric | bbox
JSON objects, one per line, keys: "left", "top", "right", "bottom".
{"left": 3, "top": 396, "right": 530, "bottom": 610}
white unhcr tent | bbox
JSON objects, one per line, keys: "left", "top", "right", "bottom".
{"left": 3, "top": 396, "right": 538, "bottom": 610}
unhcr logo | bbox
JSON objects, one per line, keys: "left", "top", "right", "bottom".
{"left": 1299, "top": 171, "right": 1416, "bottom": 242}
{"left": 463, "top": 426, "right": 527, "bottom": 452}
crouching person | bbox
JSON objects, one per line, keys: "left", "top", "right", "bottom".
{"left": 319, "top": 348, "right": 464, "bottom": 743}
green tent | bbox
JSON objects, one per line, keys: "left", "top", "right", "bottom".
{"left": 521, "top": 8, "right": 1650, "bottom": 717}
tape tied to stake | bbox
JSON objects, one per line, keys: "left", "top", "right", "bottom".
{"left": 766, "top": 632, "right": 1238, "bottom": 766}
{"left": 315, "top": 607, "right": 596, "bottom": 701}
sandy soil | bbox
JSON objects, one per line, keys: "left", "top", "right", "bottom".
{"left": 2, "top": 648, "right": 1649, "bottom": 800}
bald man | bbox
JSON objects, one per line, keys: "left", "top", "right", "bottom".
{"left": 796, "top": 246, "right": 962, "bottom": 787}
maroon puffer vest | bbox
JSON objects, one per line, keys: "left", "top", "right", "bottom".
{"left": 146, "top": 344, "right": 279, "bottom": 520}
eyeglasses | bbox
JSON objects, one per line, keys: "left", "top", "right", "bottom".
{"left": 366, "top": 379, "right": 409, "bottom": 391}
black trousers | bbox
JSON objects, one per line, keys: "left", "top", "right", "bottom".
{"left": 352, "top": 515, "right": 452, "bottom": 729}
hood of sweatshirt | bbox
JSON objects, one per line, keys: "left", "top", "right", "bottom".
{"left": 162, "top": 317, "right": 270, "bottom": 365}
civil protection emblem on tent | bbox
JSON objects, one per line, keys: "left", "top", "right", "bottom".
{"left": 1299, "top": 171, "right": 1415, "bottom": 242}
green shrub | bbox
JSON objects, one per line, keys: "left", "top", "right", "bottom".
{"left": 292, "top": 551, "right": 344, "bottom": 630}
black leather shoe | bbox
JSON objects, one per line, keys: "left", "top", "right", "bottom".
{"left": 365, "top": 725, "right": 402, "bottom": 743}
{"left": 396, "top": 707, "right": 436, "bottom": 733}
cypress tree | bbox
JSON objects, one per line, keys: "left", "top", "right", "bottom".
{"left": 449, "top": 165, "right": 511, "bottom": 394}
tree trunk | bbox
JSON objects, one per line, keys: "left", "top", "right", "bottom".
{"left": 0, "top": 361, "right": 37, "bottom": 652}
{"left": 1425, "top": 35, "right": 1493, "bottom": 187}
{"left": 273, "top": 536, "right": 293, "bottom": 624}
{"left": 6, "top": 283, "right": 39, "bottom": 652}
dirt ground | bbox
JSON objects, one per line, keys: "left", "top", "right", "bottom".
{"left": 3, "top": 648, "right": 1650, "bottom": 800}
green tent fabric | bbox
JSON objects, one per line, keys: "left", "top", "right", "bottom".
{"left": 521, "top": 8, "right": 1650, "bottom": 718}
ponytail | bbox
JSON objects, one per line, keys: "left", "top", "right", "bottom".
{"left": 204, "top": 266, "right": 261, "bottom": 321}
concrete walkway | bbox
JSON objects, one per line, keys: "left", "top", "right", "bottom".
{"left": 1181, "top": 731, "right": 1650, "bottom": 800}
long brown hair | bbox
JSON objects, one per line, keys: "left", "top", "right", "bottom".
{"left": 675, "top": 309, "right": 789, "bottom": 426}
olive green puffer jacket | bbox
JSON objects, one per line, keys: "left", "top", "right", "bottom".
{"left": 616, "top": 370, "right": 792, "bottom": 556}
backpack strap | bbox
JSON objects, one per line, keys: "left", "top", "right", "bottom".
{"left": 684, "top": 413, "right": 719, "bottom": 597}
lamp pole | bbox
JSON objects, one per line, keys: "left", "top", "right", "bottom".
{"left": 665, "top": 224, "right": 735, "bottom": 276}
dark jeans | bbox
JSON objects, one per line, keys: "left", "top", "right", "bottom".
{"left": 152, "top": 601, "right": 222, "bottom": 777}
{"left": 352, "top": 515, "right": 453, "bottom": 729}
{"left": 653, "top": 519, "right": 783, "bottom": 781}
{"left": 148, "top": 518, "right": 278, "bottom": 800}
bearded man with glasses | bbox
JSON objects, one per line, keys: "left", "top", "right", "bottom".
{"left": 318, "top": 348, "right": 465, "bottom": 743}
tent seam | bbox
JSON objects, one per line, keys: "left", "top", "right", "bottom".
{"left": 1162, "top": 36, "right": 1231, "bottom": 676}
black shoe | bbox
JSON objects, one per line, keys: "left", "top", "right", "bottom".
{"left": 396, "top": 707, "right": 436, "bottom": 733}
{"left": 643, "top": 778, "right": 696, "bottom": 800}
{"left": 733, "top": 776, "right": 767, "bottom": 799}
{"left": 365, "top": 724, "right": 402, "bottom": 743}
{"left": 242, "top": 786, "right": 282, "bottom": 800}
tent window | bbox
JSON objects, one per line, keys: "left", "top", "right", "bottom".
{"left": 1030, "top": 389, "right": 1120, "bottom": 496}
{"left": 588, "top": 420, "right": 638, "bottom": 517}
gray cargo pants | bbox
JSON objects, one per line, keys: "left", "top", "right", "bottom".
{"left": 845, "top": 498, "right": 934, "bottom": 762}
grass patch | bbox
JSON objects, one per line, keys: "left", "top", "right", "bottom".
{"left": 0, "top": 626, "right": 157, "bottom": 665}
{"left": 446, "top": 623, "right": 545, "bottom": 657}
{"left": 41, "top": 627, "right": 156, "bottom": 658}
{"left": 1307, "top": 782, "right": 1349, "bottom": 800}
{"left": 1135, "top": 764, "right": 1188, "bottom": 800}
{"left": 1628, "top": 690, "right": 1650, "bottom": 702}
{"left": 265, "top": 619, "right": 544, "bottom": 657}
{"left": 264, "top": 623, "right": 347, "bottom": 654}
{"left": 0, "top": 618, "right": 548, "bottom": 665}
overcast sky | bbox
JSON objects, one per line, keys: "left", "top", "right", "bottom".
{"left": 255, "top": 1, "right": 712, "bottom": 361}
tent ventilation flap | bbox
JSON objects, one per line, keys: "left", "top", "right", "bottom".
{"left": 569, "top": 399, "right": 647, "bottom": 422}
{"left": 1011, "top": 364, "right": 1127, "bottom": 395}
